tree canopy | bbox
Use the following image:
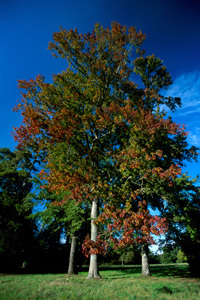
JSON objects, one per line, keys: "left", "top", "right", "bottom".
{"left": 12, "top": 22, "right": 199, "bottom": 277}
{"left": 0, "top": 148, "right": 36, "bottom": 271}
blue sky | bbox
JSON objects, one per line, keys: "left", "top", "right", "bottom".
{"left": 1, "top": 0, "right": 200, "bottom": 179}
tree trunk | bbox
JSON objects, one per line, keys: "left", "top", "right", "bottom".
{"left": 141, "top": 244, "right": 151, "bottom": 276}
{"left": 87, "top": 199, "right": 101, "bottom": 279}
{"left": 68, "top": 234, "right": 78, "bottom": 275}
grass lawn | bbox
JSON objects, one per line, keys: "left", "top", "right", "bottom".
{"left": 0, "top": 264, "right": 200, "bottom": 299}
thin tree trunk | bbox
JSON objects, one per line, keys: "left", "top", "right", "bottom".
{"left": 141, "top": 244, "right": 151, "bottom": 276}
{"left": 68, "top": 234, "right": 78, "bottom": 275}
{"left": 121, "top": 256, "right": 124, "bottom": 266}
{"left": 88, "top": 199, "right": 101, "bottom": 279}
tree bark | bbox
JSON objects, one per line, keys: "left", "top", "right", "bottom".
{"left": 121, "top": 256, "right": 124, "bottom": 266}
{"left": 68, "top": 234, "right": 78, "bottom": 275}
{"left": 141, "top": 244, "right": 151, "bottom": 276}
{"left": 87, "top": 199, "right": 101, "bottom": 279}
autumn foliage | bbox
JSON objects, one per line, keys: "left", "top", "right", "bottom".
{"left": 97, "top": 201, "right": 168, "bottom": 247}
{"left": 12, "top": 22, "right": 198, "bottom": 269}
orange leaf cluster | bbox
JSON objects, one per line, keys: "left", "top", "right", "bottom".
{"left": 95, "top": 201, "right": 168, "bottom": 250}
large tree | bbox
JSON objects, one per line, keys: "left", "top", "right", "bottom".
{"left": 94, "top": 93, "right": 198, "bottom": 275}
{"left": 13, "top": 22, "right": 146, "bottom": 278}
{"left": 82, "top": 54, "right": 198, "bottom": 276}
{"left": 13, "top": 22, "right": 198, "bottom": 278}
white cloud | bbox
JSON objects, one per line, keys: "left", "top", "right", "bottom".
{"left": 177, "top": 107, "right": 200, "bottom": 116}
{"left": 165, "top": 71, "right": 200, "bottom": 114}
{"left": 162, "top": 71, "right": 200, "bottom": 147}
{"left": 187, "top": 128, "right": 200, "bottom": 146}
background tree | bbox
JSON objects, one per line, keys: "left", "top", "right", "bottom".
{"left": 114, "top": 245, "right": 141, "bottom": 266}
{"left": 176, "top": 249, "right": 187, "bottom": 263}
{"left": 0, "top": 148, "right": 36, "bottom": 272}
{"left": 159, "top": 175, "right": 200, "bottom": 276}
{"left": 32, "top": 174, "right": 90, "bottom": 274}
{"left": 160, "top": 246, "right": 180, "bottom": 264}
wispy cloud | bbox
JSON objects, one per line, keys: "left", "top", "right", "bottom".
{"left": 163, "top": 71, "right": 200, "bottom": 147}
{"left": 165, "top": 71, "right": 200, "bottom": 114}
{"left": 188, "top": 132, "right": 200, "bottom": 147}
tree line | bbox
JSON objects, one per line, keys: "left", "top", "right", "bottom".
{"left": 1, "top": 22, "right": 200, "bottom": 277}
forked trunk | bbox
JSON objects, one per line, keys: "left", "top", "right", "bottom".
{"left": 68, "top": 234, "right": 78, "bottom": 275}
{"left": 141, "top": 244, "right": 151, "bottom": 276}
{"left": 88, "top": 199, "right": 101, "bottom": 279}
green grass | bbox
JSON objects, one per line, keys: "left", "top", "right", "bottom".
{"left": 1, "top": 264, "right": 200, "bottom": 299}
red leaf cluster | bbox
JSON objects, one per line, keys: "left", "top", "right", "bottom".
{"left": 95, "top": 201, "right": 168, "bottom": 250}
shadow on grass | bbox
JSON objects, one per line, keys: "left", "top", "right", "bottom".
{"left": 150, "top": 265, "right": 190, "bottom": 278}
{"left": 156, "top": 286, "right": 174, "bottom": 295}
{"left": 1, "top": 264, "right": 191, "bottom": 279}
{"left": 60, "top": 264, "right": 191, "bottom": 278}
{"left": 119, "top": 264, "right": 191, "bottom": 278}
